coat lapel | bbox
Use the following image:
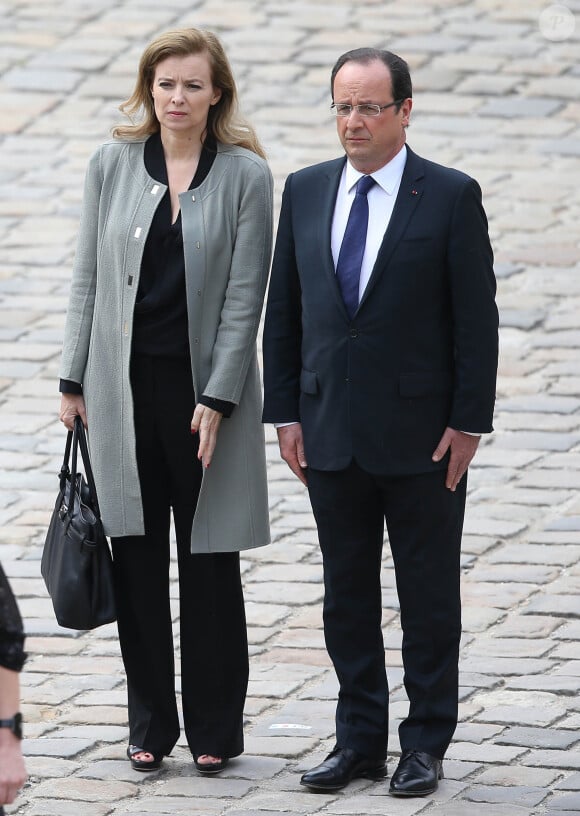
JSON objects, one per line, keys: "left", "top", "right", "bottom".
{"left": 357, "top": 147, "right": 425, "bottom": 311}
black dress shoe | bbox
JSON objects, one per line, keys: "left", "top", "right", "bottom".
{"left": 300, "top": 746, "right": 387, "bottom": 791}
{"left": 389, "top": 750, "right": 443, "bottom": 796}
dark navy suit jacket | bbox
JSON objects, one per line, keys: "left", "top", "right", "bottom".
{"left": 263, "top": 146, "right": 498, "bottom": 475}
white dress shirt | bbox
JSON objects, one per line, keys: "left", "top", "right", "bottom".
{"left": 331, "top": 144, "right": 407, "bottom": 301}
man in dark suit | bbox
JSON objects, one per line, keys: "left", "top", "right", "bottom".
{"left": 262, "top": 48, "right": 498, "bottom": 797}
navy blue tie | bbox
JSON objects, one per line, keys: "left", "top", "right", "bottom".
{"left": 336, "top": 175, "right": 376, "bottom": 318}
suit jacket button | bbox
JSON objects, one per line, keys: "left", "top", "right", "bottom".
{"left": 349, "top": 328, "right": 358, "bottom": 338}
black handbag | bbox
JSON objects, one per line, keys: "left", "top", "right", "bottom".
{"left": 41, "top": 416, "right": 116, "bottom": 629}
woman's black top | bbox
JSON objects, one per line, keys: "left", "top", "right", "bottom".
{"left": 0, "top": 563, "right": 26, "bottom": 672}
{"left": 132, "top": 130, "right": 215, "bottom": 357}
{"left": 61, "top": 131, "right": 233, "bottom": 416}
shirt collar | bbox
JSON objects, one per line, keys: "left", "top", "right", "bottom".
{"left": 345, "top": 143, "right": 407, "bottom": 196}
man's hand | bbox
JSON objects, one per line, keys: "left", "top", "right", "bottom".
{"left": 432, "top": 427, "right": 480, "bottom": 492}
{"left": 191, "top": 404, "right": 223, "bottom": 469}
{"left": 0, "top": 731, "right": 27, "bottom": 805}
{"left": 59, "top": 393, "right": 87, "bottom": 430}
{"left": 277, "top": 423, "right": 308, "bottom": 486}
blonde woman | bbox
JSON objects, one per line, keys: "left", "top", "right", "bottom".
{"left": 59, "top": 28, "right": 272, "bottom": 774}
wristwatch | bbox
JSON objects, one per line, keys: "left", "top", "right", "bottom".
{"left": 0, "top": 712, "right": 23, "bottom": 739}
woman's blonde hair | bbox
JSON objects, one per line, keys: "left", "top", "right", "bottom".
{"left": 112, "top": 28, "right": 265, "bottom": 158}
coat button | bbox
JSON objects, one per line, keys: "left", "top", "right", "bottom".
{"left": 349, "top": 328, "right": 358, "bottom": 338}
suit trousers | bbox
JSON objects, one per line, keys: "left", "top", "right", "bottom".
{"left": 307, "top": 461, "right": 466, "bottom": 760}
{"left": 111, "top": 354, "right": 248, "bottom": 759}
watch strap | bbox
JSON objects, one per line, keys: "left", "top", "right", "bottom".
{"left": 0, "top": 712, "right": 23, "bottom": 739}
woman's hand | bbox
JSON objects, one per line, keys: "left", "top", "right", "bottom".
{"left": 191, "top": 404, "right": 223, "bottom": 469}
{"left": 59, "top": 393, "right": 87, "bottom": 431}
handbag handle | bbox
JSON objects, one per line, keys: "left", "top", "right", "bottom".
{"left": 65, "top": 416, "right": 102, "bottom": 520}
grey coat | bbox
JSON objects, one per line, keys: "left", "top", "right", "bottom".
{"left": 60, "top": 138, "right": 273, "bottom": 553}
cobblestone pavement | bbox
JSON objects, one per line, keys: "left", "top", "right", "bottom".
{"left": 1, "top": 1, "right": 579, "bottom": 814}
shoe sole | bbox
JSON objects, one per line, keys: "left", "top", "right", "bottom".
{"left": 130, "top": 760, "right": 163, "bottom": 772}
{"left": 194, "top": 759, "right": 229, "bottom": 775}
{"left": 389, "top": 784, "right": 437, "bottom": 797}
{"left": 300, "top": 766, "right": 388, "bottom": 791}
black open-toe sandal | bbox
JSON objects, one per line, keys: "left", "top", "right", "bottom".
{"left": 127, "top": 744, "right": 164, "bottom": 771}
{"left": 194, "top": 754, "right": 229, "bottom": 775}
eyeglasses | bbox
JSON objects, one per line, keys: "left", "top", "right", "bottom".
{"left": 330, "top": 101, "right": 403, "bottom": 117}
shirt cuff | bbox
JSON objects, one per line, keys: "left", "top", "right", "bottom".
{"left": 59, "top": 379, "right": 83, "bottom": 395}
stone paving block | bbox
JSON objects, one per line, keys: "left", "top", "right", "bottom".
{"left": 523, "top": 595, "right": 580, "bottom": 618}
{"left": 254, "top": 645, "right": 331, "bottom": 668}
{"left": 551, "top": 642, "right": 580, "bottom": 661}
{"left": 453, "top": 722, "right": 505, "bottom": 744}
{"left": 60, "top": 706, "right": 128, "bottom": 726}
{"left": 243, "top": 602, "right": 291, "bottom": 627}
{"left": 547, "top": 515, "right": 580, "bottom": 532}
{"left": 121, "top": 797, "right": 222, "bottom": 814}
{"left": 488, "top": 543, "right": 580, "bottom": 567}
{"left": 461, "top": 583, "right": 537, "bottom": 610}
{"left": 447, "top": 741, "right": 528, "bottom": 764}
{"left": 530, "top": 530, "right": 580, "bottom": 546}
{"left": 461, "top": 605, "right": 504, "bottom": 633}
{"left": 505, "top": 676, "right": 580, "bottom": 696}
{"left": 70, "top": 689, "right": 128, "bottom": 707}
{"left": 475, "top": 764, "right": 561, "bottom": 788}
{"left": 462, "top": 517, "right": 527, "bottom": 538}
{"left": 464, "top": 636, "right": 554, "bottom": 659}
{"left": 462, "top": 784, "right": 548, "bottom": 807}
{"left": 495, "top": 411, "right": 580, "bottom": 432}
{"left": 270, "top": 627, "right": 327, "bottom": 649}
{"left": 26, "top": 655, "right": 124, "bottom": 675}
{"left": 48, "top": 725, "right": 128, "bottom": 742}
{"left": 24, "top": 755, "right": 82, "bottom": 778}
{"left": 523, "top": 750, "right": 580, "bottom": 770}
{"left": 248, "top": 664, "right": 325, "bottom": 699}
{"left": 324, "top": 792, "right": 431, "bottom": 814}
{"left": 23, "top": 737, "right": 99, "bottom": 757}
{"left": 460, "top": 535, "right": 501, "bottom": 556}
{"left": 28, "top": 777, "right": 137, "bottom": 802}
{"left": 249, "top": 564, "right": 323, "bottom": 584}
{"left": 26, "top": 801, "right": 112, "bottom": 816}
{"left": 554, "top": 619, "right": 580, "bottom": 640}
{"left": 545, "top": 792, "right": 580, "bottom": 811}
{"left": 225, "top": 812, "right": 303, "bottom": 816}
{"left": 244, "top": 581, "right": 324, "bottom": 605}
{"left": 496, "top": 726, "right": 578, "bottom": 750}
{"left": 415, "top": 805, "right": 527, "bottom": 816}
{"left": 493, "top": 614, "right": 563, "bottom": 639}
{"left": 552, "top": 661, "right": 580, "bottom": 678}
{"left": 155, "top": 775, "right": 255, "bottom": 798}
{"left": 465, "top": 564, "right": 558, "bottom": 585}
{"left": 556, "top": 772, "right": 580, "bottom": 791}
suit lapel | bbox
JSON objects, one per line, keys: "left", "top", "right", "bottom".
{"left": 318, "top": 158, "right": 350, "bottom": 315}
{"left": 358, "top": 147, "right": 425, "bottom": 311}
